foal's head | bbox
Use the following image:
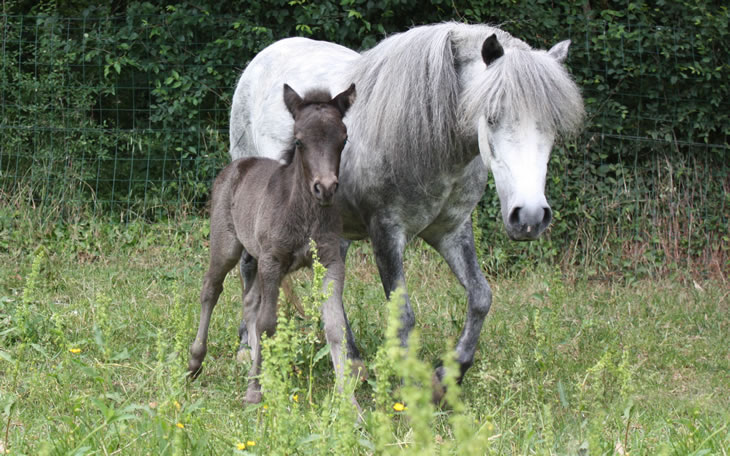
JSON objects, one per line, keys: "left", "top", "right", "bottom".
{"left": 283, "top": 83, "right": 356, "bottom": 206}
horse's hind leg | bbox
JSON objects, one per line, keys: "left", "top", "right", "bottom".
{"left": 423, "top": 219, "right": 492, "bottom": 403}
{"left": 337, "top": 239, "right": 366, "bottom": 379}
{"left": 237, "top": 251, "right": 257, "bottom": 362}
{"left": 188, "top": 229, "right": 243, "bottom": 378}
{"left": 369, "top": 222, "right": 415, "bottom": 346}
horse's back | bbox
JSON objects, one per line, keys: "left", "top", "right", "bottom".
{"left": 230, "top": 38, "right": 359, "bottom": 161}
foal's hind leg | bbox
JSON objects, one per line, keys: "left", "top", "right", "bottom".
{"left": 236, "top": 251, "right": 257, "bottom": 362}
{"left": 188, "top": 230, "right": 243, "bottom": 378}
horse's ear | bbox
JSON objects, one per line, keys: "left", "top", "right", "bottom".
{"left": 481, "top": 34, "right": 504, "bottom": 66}
{"left": 283, "top": 83, "right": 303, "bottom": 116}
{"left": 548, "top": 39, "right": 571, "bottom": 63}
{"left": 331, "top": 83, "right": 356, "bottom": 117}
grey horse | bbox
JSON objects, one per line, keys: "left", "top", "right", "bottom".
{"left": 229, "top": 23, "right": 584, "bottom": 401}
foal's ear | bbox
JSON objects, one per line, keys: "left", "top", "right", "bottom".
{"left": 481, "top": 34, "right": 504, "bottom": 66}
{"left": 547, "top": 39, "right": 571, "bottom": 63}
{"left": 283, "top": 83, "right": 304, "bottom": 116}
{"left": 331, "top": 83, "right": 356, "bottom": 117}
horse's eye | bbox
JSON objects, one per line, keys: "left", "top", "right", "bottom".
{"left": 294, "top": 139, "right": 303, "bottom": 148}
{"left": 487, "top": 118, "right": 497, "bottom": 127}
{"left": 343, "top": 137, "right": 348, "bottom": 147}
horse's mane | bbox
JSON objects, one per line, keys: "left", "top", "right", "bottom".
{"left": 347, "top": 23, "right": 460, "bottom": 174}
{"left": 346, "top": 22, "right": 584, "bottom": 174}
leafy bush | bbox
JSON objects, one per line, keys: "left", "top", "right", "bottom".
{"left": 1, "top": 0, "right": 727, "bottom": 276}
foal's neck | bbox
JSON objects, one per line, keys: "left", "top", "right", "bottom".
{"left": 284, "top": 148, "right": 319, "bottom": 211}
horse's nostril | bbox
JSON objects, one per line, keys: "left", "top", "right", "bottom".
{"left": 542, "top": 207, "right": 552, "bottom": 227}
{"left": 508, "top": 207, "right": 521, "bottom": 227}
{"left": 332, "top": 182, "right": 339, "bottom": 193}
{"left": 313, "top": 182, "right": 321, "bottom": 195}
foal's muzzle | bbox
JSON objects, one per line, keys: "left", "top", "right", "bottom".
{"left": 312, "top": 176, "right": 339, "bottom": 206}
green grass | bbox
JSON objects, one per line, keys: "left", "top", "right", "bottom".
{"left": 0, "top": 207, "right": 728, "bottom": 455}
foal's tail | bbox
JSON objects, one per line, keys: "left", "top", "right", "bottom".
{"left": 281, "top": 276, "right": 307, "bottom": 318}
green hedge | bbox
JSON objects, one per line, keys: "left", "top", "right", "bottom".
{"left": 1, "top": 1, "right": 727, "bottom": 277}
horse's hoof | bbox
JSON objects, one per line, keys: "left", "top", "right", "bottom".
{"left": 187, "top": 361, "right": 203, "bottom": 381}
{"left": 236, "top": 346, "right": 252, "bottom": 363}
{"left": 350, "top": 359, "right": 368, "bottom": 382}
{"left": 244, "top": 389, "right": 263, "bottom": 405}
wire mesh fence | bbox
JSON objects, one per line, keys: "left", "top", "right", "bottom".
{"left": 0, "top": 14, "right": 236, "bottom": 218}
{"left": 0, "top": 13, "right": 727, "bottom": 273}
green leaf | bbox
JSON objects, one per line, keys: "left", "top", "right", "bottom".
{"left": 313, "top": 344, "right": 331, "bottom": 364}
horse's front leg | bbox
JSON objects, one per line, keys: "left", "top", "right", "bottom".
{"left": 243, "top": 255, "right": 283, "bottom": 405}
{"left": 424, "top": 218, "right": 492, "bottom": 403}
{"left": 369, "top": 221, "right": 414, "bottom": 346}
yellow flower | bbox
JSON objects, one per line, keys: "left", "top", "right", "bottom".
{"left": 292, "top": 394, "right": 299, "bottom": 403}
{"left": 176, "top": 422, "right": 184, "bottom": 429}
{"left": 174, "top": 401, "right": 181, "bottom": 410}
{"left": 236, "top": 442, "right": 246, "bottom": 450}
{"left": 246, "top": 441, "right": 256, "bottom": 447}
{"left": 393, "top": 402, "right": 406, "bottom": 412}
{"left": 69, "top": 348, "right": 81, "bottom": 354}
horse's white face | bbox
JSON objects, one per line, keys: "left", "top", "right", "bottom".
{"left": 478, "top": 114, "right": 554, "bottom": 241}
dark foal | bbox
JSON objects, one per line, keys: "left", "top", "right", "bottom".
{"left": 188, "top": 83, "right": 357, "bottom": 405}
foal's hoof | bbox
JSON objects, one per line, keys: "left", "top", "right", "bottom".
{"left": 431, "top": 367, "right": 447, "bottom": 406}
{"left": 244, "top": 389, "right": 263, "bottom": 405}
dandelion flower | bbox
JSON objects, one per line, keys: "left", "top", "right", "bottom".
{"left": 69, "top": 348, "right": 81, "bottom": 354}
{"left": 292, "top": 394, "right": 299, "bottom": 403}
{"left": 236, "top": 442, "right": 246, "bottom": 450}
{"left": 246, "top": 441, "right": 256, "bottom": 447}
{"left": 393, "top": 402, "right": 406, "bottom": 412}
{"left": 176, "top": 422, "right": 184, "bottom": 429}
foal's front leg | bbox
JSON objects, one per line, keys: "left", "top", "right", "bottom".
{"left": 243, "top": 255, "right": 284, "bottom": 404}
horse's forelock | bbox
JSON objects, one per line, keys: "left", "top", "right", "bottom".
{"left": 459, "top": 45, "right": 585, "bottom": 138}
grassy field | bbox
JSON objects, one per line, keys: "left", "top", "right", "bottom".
{"left": 0, "top": 210, "right": 728, "bottom": 455}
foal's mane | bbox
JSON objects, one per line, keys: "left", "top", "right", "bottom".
{"left": 346, "top": 22, "right": 584, "bottom": 174}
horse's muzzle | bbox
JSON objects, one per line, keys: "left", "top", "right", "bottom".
{"left": 506, "top": 204, "right": 552, "bottom": 241}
